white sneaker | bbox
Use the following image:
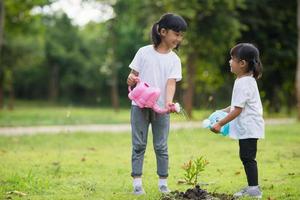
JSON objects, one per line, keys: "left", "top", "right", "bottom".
{"left": 133, "top": 185, "right": 145, "bottom": 195}
{"left": 233, "top": 186, "right": 262, "bottom": 199}
{"left": 159, "top": 185, "right": 170, "bottom": 193}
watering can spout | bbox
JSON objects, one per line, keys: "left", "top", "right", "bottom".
{"left": 153, "top": 103, "right": 181, "bottom": 114}
{"left": 152, "top": 104, "right": 168, "bottom": 114}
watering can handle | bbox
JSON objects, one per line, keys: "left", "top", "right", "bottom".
{"left": 153, "top": 103, "right": 181, "bottom": 114}
{"left": 128, "top": 77, "right": 141, "bottom": 92}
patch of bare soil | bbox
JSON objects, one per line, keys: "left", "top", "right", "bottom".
{"left": 161, "top": 185, "right": 236, "bottom": 200}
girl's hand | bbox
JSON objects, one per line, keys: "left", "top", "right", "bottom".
{"left": 166, "top": 102, "right": 176, "bottom": 113}
{"left": 211, "top": 123, "right": 221, "bottom": 134}
{"left": 127, "top": 73, "right": 139, "bottom": 86}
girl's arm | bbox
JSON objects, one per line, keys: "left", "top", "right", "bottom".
{"left": 127, "top": 69, "right": 139, "bottom": 86}
{"left": 211, "top": 106, "right": 242, "bottom": 133}
{"left": 165, "top": 79, "right": 176, "bottom": 108}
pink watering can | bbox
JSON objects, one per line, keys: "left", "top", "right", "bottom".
{"left": 128, "top": 78, "right": 180, "bottom": 114}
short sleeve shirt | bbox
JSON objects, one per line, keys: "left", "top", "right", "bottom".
{"left": 129, "top": 45, "right": 182, "bottom": 107}
{"left": 229, "top": 76, "right": 265, "bottom": 139}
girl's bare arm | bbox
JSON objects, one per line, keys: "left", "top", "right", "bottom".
{"left": 127, "top": 69, "right": 139, "bottom": 86}
{"left": 165, "top": 79, "right": 176, "bottom": 107}
{"left": 211, "top": 106, "right": 242, "bottom": 133}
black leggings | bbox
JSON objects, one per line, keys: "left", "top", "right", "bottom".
{"left": 239, "top": 138, "right": 258, "bottom": 186}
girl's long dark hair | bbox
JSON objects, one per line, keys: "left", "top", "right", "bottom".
{"left": 151, "top": 13, "right": 187, "bottom": 49}
{"left": 230, "top": 43, "right": 263, "bottom": 79}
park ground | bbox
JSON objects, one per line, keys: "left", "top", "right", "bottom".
{"left": 0, "top": 105, "right": 299, "bottom": 199}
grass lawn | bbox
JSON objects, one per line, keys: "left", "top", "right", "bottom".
{"left": 0, "top": 103, "right": 211, "bottom": 127}
{"left": 0, "top": 123, "right": 299, "bottom": 200}
{"left": 0, "top": 106, "right": 132, "bottom": 126}
{"left": 0, "top": 101, "right": 295, "bottom": 127}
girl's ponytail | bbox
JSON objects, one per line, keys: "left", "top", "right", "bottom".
{"left": 230, "top": 43, "right": 263, "bottom": 79}
{"left": 151, "top": 23, "right": 161, "bottom": 48}
{"left": 252, "top": 58, "right": 263, "bottom": 79}
{"left": 151, "top": 13, "right": 187, "bottom": 48}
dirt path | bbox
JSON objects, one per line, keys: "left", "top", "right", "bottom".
{"left": 0, "top": 118, "right": 296, "bottom": 136}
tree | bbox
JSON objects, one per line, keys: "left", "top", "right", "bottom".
{"left": 44, "top": 13, "right": 83, "bottom": 102}
{"left": 0, "top": 0, "right": 4, "bottom": 109}
{"left": 0, "top": 0, "right": 50, "bottom": 109}
{"left": 238, "top": 0, "right": 297, "bottom": 113}
{"left": 102, "top": 20, "right": 120, "bottom": 111}
{"left": 102, "top": 0, "right": 147, "bottom": 109}
{"left": 297, "top": 0, "right": 300, "bottom": 120}
{"left": 77, "top": 22, "right": 112, "bottom": 105}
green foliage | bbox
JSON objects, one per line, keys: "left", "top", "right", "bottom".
{"left": 1, "top": 0, "right": 49, "bottom": 103}
{"left": 4, "top": 0, "right": 50, "bottom": 32}
{"left": 0, "top": 0, "right": 297, "bottom": 112}
{"left": 44, "top": 13, "right": 80, "bottom": 101}
{"left": 183, "top": 1, "right": 243, "bottom": 110}
{"left": 43, "top": 13, "right": 110, "bottom": 103}
{"left": 181, "top": 156, "right": 209, "bottom": 186}
{"left": 237, "top": 0, "right": 297, "bottom": 113}
{"left": 104, "top": 0, "right": 148, "bottom": 98}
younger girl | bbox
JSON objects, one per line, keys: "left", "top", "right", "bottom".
{"left": 211, "top": 43, "right": 264, "bottom": 199}
{"left": 127, "top": 13, "right": 187, "bottom": 195}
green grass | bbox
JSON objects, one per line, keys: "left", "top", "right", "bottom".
{"left": 0, "top": 100, "right": 295, "bottom": 127}
{"left": 0, "top": 123, "right": 299, "bottom": 199}
{"left": 0, "top": 103, "right": 211, "bottom": 127}
{"left": 0, "top": 106, "right": 131, "bottom": 126}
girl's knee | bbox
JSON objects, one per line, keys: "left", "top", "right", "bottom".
{"left": 240, "top": 155, "right": 256, "bottom": 164}
{"left": 154, "top": 144, "right": 168, "bottom": 153}
{"left": 133, "top": 144, "right": 147, "bottom": 153}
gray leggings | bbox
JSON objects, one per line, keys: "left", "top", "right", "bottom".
{"left": 130, "top": 105, "right": 170, "bottom": 178}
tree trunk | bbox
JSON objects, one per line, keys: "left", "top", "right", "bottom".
{"left": 49, "top": 64, "right": 59, "bottom": 102}
{"left": 0, "top": 0, "right": 4, "bottom": 109}
{"left": 183, "top": 52, "right": 197, "bottom": 118}
{"left": 108, "top": 20, "right": 120, "bottom": 112}
{"left": 7, "top": 70, "right": 14, "bottom": 110}
{"left": 111, "top": 68, "right": 119, "bottom": 112}
{"left": 0, "top": 71, "right": 3, "bottom": 109}
{"left": 297, "top": 0, "right": 300, "bottom": 120}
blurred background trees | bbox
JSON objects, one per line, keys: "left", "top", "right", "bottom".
{"left": 297, "top": 0, "right": 300, "bottom": 120}
{"left": 0, "top": 0, "right": 297, "bottom": 118}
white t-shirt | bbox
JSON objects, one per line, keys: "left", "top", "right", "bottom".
{"left": 229, "top": 76, "right": 265, "bottom": 139}
{"left": 129, "top": 45, "right": 182, "bottom": 107}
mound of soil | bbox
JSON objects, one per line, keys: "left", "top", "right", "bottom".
{"left": 161, "top": 185, "right": 236, "bottom": 200}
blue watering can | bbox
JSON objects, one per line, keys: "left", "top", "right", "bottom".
{"left": 202, "top": 110, "right": 230, "bottom": 136}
